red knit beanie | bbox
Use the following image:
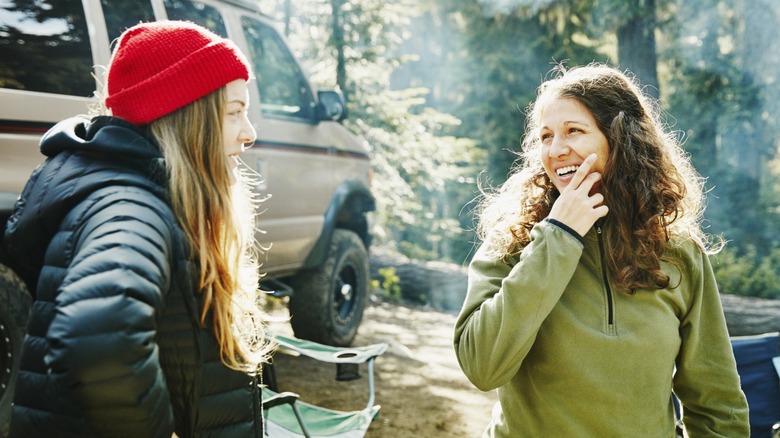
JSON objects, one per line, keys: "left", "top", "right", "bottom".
{"left": 105, "top": 20, "right": 251, "bottom": 125}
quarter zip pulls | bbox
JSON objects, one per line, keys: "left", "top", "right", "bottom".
{"left": 596, "top": 225, "right": 616, "bottom": 331}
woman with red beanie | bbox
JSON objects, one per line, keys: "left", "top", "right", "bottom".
{"left": 4, "top": 21, "right": 272, "bottom": 437}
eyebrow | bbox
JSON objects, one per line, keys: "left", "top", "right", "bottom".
{"left": 541, "top": 120, "right": 591, "bottom": 130}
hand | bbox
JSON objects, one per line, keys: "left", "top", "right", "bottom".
{"left": 547, "top": 153, "right": 609, "bottom": 237}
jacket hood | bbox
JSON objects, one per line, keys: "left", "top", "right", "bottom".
{"left": 40, "top": 115, "right": 161, "bottom": 159}
{"left": 4, "top": 115, "right": 169, "bottom": 290}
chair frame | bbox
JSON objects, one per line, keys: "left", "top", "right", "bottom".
{"left": 261, "top": 333, "right": 388, "bottom": 437}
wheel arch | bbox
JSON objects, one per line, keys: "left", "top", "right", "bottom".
{"left": 0, "top": 192, "right": 20, "bottom": 264}
{"left": 301, "top": 179, "right": 374, "bottom": 270}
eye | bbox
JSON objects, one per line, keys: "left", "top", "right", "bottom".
{"left": 568, "top": 127, "right": 583, "bottom": 134}
{"left": 226, "top": 104, "right": 247, "bottom": 117}
{"left": 540, "top": 132, "right": 552, "bottom": 142}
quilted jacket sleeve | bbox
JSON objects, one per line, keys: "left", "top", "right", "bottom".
{"left": 44, "top": 186, "right": 176, "bottom": 437}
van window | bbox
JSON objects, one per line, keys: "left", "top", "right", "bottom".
{"left": 241, "top": 16, "right": 315, "bottom": 121}
{"left": 0, "top": 0, "right": 93, "bottom": 96}
{"left": 163, "top": 0, "right": 227, "bottom": 37}
{"left": 101, "top": 0, "right": 155, "bottom": 46}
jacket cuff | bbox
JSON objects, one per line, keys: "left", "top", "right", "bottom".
{"left": 544, "top": 218, "right": 585, "bottom": 245}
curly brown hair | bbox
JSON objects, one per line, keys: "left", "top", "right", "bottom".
{"left": 476, "top": 63, "right": 713, "bottom": 292}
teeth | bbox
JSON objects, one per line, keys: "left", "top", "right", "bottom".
{"left": 556, "top": 165, "right": 578, "bottom": 176}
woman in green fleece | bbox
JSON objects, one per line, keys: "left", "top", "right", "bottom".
{"left": 454, "top": 63, "right": 749, "bottom": 437}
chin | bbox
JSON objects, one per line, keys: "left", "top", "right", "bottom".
{"left": 227, "top": 167, "right": 239, "bottom": 186}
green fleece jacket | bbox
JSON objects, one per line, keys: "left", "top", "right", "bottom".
{"left": 454, "top": 219, "right": 749, "bottom": 437}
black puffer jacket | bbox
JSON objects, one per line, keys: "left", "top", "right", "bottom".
{"left": 4, "top": 116, "right": 263, "bottom": 437}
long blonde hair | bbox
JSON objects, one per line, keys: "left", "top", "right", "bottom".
{"left": 476, "top": 63, "right": 713, "bottom": 292}
{"left": 150, "top": 86, "right": 270, "bottom": 371}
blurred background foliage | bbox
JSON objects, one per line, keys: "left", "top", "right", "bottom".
{"left": 258, "top": 0, "right": 780, "bottom": 300}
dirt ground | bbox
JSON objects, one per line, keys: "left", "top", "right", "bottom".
{"left": 264, "top": 299, "right": 498, "bottom": 437}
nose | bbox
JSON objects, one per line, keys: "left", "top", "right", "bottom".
{"left": 548, "top": 135, "right": 570, "bottom": 158}
{"left": 240, "top": 118, "right": 257, "bottom": 148}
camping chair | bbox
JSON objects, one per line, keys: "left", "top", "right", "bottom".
{"left": 731, "top": 332, "right": 780, "bottom": 438}
{"left": 262, "top": 333, "right": 388, "bottom": 437}
{"left": 673, "top": 332, "right": 780, "bottom": 437}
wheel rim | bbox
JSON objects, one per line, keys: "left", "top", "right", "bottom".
{"left": 0, "top": 322, "right": 11, "bottom": 394}
{"left": 333, "top": 263, "right": 358, "bottom": 324}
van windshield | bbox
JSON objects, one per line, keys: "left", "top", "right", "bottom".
{"left": 241, "top": 16, "right": 315, "bottom": 121}
{"left": 163, "top": 0, "right": 228, "bottom": 37}
{"left": 101, "top": 0, "right": 155, "bottom": 46}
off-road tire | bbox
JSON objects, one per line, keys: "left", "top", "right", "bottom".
{"left": 288, "top": 229, "right": 368, "bottom": 346}
{"left": 0, "top": 264, "right": 31, "bottom": 436}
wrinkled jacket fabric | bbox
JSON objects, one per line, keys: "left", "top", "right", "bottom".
{"left": 454, "top": 219, "right": 749, "bottom": 437}
{"left": 4, "top": 116, "right": 262, "bottom": 437}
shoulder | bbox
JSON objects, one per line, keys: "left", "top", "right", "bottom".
{"left": 71, "top": 184, "right": 172, "bottom": 225}
{"left": 89, "top": 185, "right": 173, "bottom": 218}
{"left": 65, "top": 185, "right": 182, "bottom": 259}
{"left": 662, "top": 233, "right": 715, "bottom": 299}
{"left": 664, "top": 234, "right": 708, "bottom": 267}
{"left": 472, "top": 220, "right": 584, "bottom": 273}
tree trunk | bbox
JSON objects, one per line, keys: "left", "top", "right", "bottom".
{"left": 617, "top": 0, "right": 660, "bottom": 98}
{"left": 330, "top": 0, "right": 348, "bottom": 102}
{"left": 282, "top": 0, "right": 292, "bottom": 37}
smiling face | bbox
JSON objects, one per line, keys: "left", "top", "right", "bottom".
{"left": 539, "top": 97, "right": 609, "bottom": 192}
{"left": 222, "top": 79, "right": 257, "bottom": 182}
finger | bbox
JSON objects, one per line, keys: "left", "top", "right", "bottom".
{"left": 567, "top": 153, "right": 598, "bottom": 191}
{"left": 589, "top": 192, "right": 605, "bottom": 207}
{"left": 593, "top": 204, "right": 609, "bottom": 219}
{"left": 577, "top": 171, "right": 602, "bottom": 195}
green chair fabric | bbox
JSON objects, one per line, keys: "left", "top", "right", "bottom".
{"left": 262, "top": 332, "right": 388, "bottom": 437}
{"left": 262, "top": 387, "right": 379, "bottom": 438}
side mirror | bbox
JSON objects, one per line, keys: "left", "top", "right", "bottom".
{"left": 315, "top": 90, "right": 347, "bottom": 122}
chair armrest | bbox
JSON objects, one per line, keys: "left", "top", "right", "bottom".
{"left": 271, "top": 332, "right": 388, "bottom": 364}
{"left": 262, "top": 391, "right": 300, "bottom": 409}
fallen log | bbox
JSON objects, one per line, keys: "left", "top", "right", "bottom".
{"left": 370, "top": 250, "right": 780, "bottom": 336}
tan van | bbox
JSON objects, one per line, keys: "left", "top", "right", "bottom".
{"left": 0, "top": 0, "right": 374, "bottom": 424}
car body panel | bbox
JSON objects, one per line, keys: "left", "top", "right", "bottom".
{"left": 0, "top": 0, "right": 372, "bottom": 279}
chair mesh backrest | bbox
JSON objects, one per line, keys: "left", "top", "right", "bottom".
{"left": 732, "top": 332, "right": 780, "bottom": 437}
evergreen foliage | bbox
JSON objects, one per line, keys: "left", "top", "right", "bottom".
{"left": 259, "top": 0, "right": 780, "bottom": 299}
